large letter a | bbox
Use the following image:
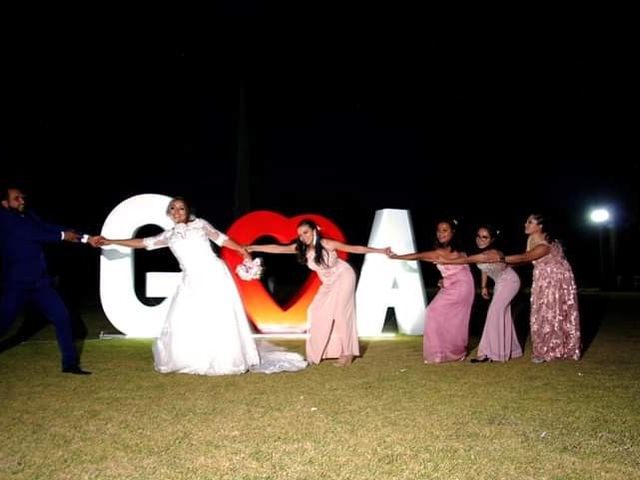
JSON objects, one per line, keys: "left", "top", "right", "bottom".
{"left": 355, "top": 209, "right": 426, "bottom": 336}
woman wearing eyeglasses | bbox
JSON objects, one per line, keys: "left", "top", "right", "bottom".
{"left": 436, "top": 225, "right": 523, "bottom": 363}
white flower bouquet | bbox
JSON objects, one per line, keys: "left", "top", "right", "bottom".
{"left": 236, "top": 258, "right": 264, "bottom": 281}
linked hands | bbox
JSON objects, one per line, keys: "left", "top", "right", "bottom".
{"left": 63, "top": 231, "right": 102, "bottom": 247}
{"left": 86, "top": 236, "right": 102, "bottom": 247}
{"left": 239, "top": 245, "right": 252, "bottom": 261}
{"left": 94, "top": 236, "right": 110, "bottom": 247}
{"left": 480, "top": 251, "right": 504, "bottom": 263}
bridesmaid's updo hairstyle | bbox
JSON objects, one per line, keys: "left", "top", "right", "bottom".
{"left": 433, "top": 218, "right": 464, "bottom": 252}
{"left": 529, "top": 212, "right": 556, "bottom": 243}
{"left": 475, "top": 224, "right": 502, "bottom": 252}
{"left": 295, "top": 219, "right": 327, "bottom": 267}
{"left": 166, "top": 196, "right": 195, "bottom": 221}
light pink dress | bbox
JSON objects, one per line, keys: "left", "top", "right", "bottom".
{"left": 424, "top": 264, "right": 475, "bottom": 363}
{"left": 476, "top": 262, "right": 522, "bottom": 361}
{"left": 305, "top": 248, "right": 359, "bottom": 364}
{"left": 530, "top": 241, "right": 581, "bottom": 361}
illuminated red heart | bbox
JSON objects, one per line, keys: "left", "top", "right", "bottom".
{"left": 221, "top": 211, "right": 347, "bottom": 333}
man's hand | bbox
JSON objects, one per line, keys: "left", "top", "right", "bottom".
{"left": 63, "top": 230, "right": 80, "bottom": 242}
{"left": 87, "top": 236, "right": 102, "bottom": 248}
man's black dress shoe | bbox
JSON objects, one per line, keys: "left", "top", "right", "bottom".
{"left": 62, "top": 366, "right": 92, "bottom": 375}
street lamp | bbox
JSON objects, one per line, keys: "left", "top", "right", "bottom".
{"left": 588, "top": 207, "right": 614, "bottom": 289}
{"left": 589, "top": 208, "right": 610, "bottom": 224}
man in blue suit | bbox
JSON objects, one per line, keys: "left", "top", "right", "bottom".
{"left": 0, "top": 185, "right": 98, "bottom": 374}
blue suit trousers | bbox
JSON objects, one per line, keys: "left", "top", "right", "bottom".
{"left": 0, "top": 280, "right": 78, "bottom": 369}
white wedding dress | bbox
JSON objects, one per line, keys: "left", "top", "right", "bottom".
{"left": 144, "top": 218, "right": 307, "bottom": 375}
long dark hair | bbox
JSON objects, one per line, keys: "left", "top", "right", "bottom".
{"left": 295, "top": 219, "right": 327, "bottom": 267}
{"left": 529, "top": 212, "right": 556, "bottom": 243}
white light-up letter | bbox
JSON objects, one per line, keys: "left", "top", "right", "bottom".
{"left": 355, "top": 209, "right": 426, "bottom": 336}
{"left": 99, "top": 193, "right": 177, "bottom": 337}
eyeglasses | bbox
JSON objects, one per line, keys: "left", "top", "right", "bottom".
{"left": 476, "top": 235, "right": 490, "bottom": 240}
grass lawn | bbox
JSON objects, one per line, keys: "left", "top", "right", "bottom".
{"left": 1, "top": 293, "right": 639, "bottom": 479}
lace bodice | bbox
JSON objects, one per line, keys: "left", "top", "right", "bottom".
{"left": 143, "top": 218, "right": 228, "bottom": 250}
{"left": 142, "top": 218, "right": 228, "bottom": 277}
{"left": 476, "top": 261, "right": 509, "bottom": 281}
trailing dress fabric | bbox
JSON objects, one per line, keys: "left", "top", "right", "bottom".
{"left": 146, "top": 218, "right": 306, "bottom": 375}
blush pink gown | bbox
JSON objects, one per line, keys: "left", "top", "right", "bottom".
{"left": 424, "top": 263, "right": 475, "bottom": 363}
{"left": 305, "top": 248, "right": 359, "bottom": 364}
{"left": 475, "top": 263, "right": 522, "bottom": 361}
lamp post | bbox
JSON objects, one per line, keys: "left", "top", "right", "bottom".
{"left": 589, "top": 207, "right": 612, "bottom": 289}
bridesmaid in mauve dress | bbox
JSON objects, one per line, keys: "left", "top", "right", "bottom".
{"left": 486, "top": 213, "right": 581, "bottom": 363}
{"left": 390, "top": 219, "right": 475, "bottom": 363}
{"left": 438, "top": 225, "right": 522, "bottom": 362}
{"left": 248, "top": 219, "right": 391, "bottom": 366}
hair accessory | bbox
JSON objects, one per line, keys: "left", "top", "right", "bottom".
{"left": 236, "top": 258, "right": 264, "bottom": 281}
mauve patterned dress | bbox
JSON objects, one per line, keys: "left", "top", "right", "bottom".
{"left": 530, "top": 241, "right": 581, "bottom": 361}
{"left": 305, "top": 248, "right": 359, "bottom": 364}
{"left": 476, "top": 262, "right": 522, "bottom": 361}
{"left": 424, "top": 263, "right": 475, "bottom": 363}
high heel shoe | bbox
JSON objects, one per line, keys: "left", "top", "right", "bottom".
{"left": 470, "top": 357, "right": 490, "bottom": 363}
{"left": 334, "top": 355, "right": 354, "bottom": 367}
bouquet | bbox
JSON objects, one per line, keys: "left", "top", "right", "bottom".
{"left": 236, "top": 257, "right": 264, "bottom": 281}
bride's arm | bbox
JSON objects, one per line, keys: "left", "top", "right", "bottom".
{"left": 247, "top": 243, "right": 297, "bottom": 254}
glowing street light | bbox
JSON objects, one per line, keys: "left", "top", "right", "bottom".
{"left": 589, "top": 208, "right": 610, "bottom": 224}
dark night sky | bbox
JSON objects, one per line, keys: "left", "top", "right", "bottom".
{"left": 1, "top": 6, "right": 637, "bottom": 292}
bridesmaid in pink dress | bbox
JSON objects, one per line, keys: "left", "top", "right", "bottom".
{"left": 486, "top": 213, "right": 581, "bottom": 363}
{"left": 248, "top": 219, "right": 391, "bottom": 366}
{"left": 390, "top": 220, "right": 475, "bottom": 363}
{"left": 438, "top": 225, "right": 523, "bottom": 362}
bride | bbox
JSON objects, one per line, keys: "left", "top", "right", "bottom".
{"left": 97, "top": 197, "right": 306, "bottom": 375}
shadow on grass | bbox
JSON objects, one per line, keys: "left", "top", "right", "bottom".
{"left": 475, "top": 290, "right": 608, "bottom": 357}
{"left": 511, "top": 290, "right": 531, "bottom": 352}
{"left": 0, "top": 293, "right": 90, "bottom": 361}
{"left": 578, "top": 293, "right": 607, "bottom": 355}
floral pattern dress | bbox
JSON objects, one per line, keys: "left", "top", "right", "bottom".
{"left": 530, "top": 241, "right": 581, "bottom": 361}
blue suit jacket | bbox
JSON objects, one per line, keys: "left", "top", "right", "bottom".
{"left": 0, "top": 208, "right": 66, "bottom": 287}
